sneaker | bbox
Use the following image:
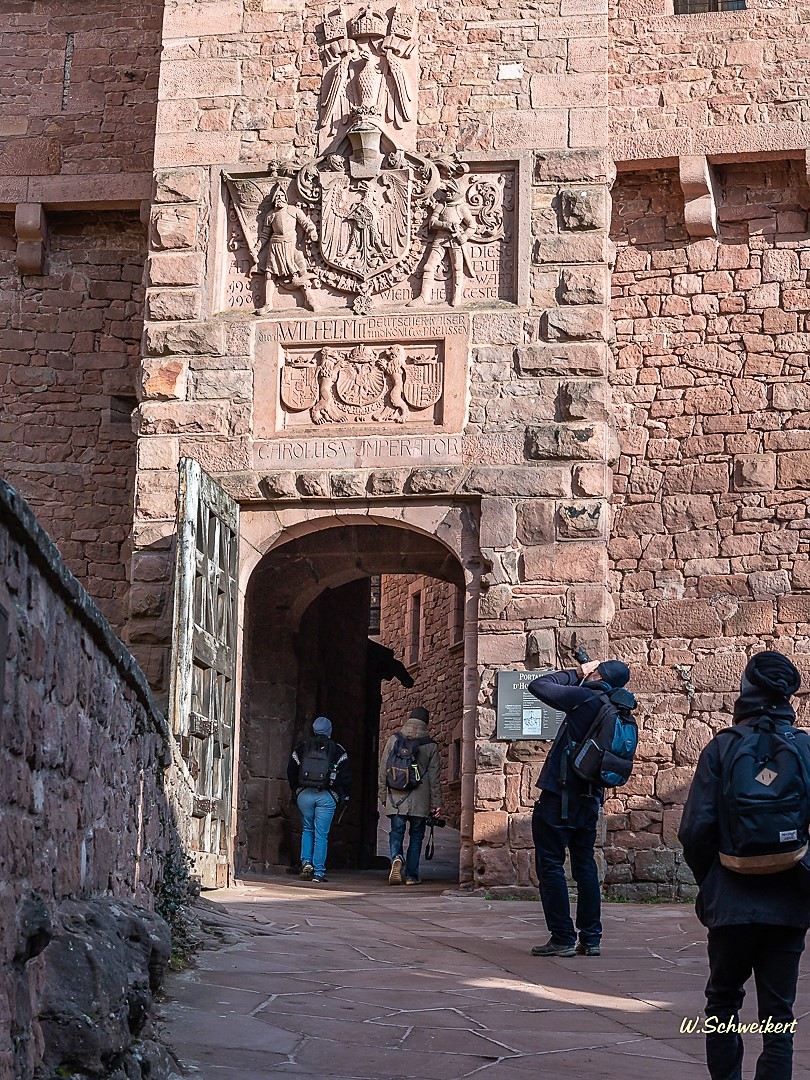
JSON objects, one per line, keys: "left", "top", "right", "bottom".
{"left": 405, "top": 877, "right": 421, "bottom": 885}
{"left": 531, "top": 939, "right": 576, "bottom": 957}
{"left": 311, "top": 874, "right": 328, "bottom": 883}
{"left": 298, "top": 863, "right": 314, "bottom": 880}
{"left": 576, "top": 942, "right": 601, "bottom": 957}
{"left": 388, "top": 856, "right": 404, "bottom": 885}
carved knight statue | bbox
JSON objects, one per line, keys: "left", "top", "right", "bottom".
{"left": 255, "top": 182, "right": 319, "bottom": 313}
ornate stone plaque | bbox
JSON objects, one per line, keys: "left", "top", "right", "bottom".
{"left": 253, "top": 312, "right": 469, "bottom": 438}
{"left": 219, "top": 4, "right": 518, "bottom": 315}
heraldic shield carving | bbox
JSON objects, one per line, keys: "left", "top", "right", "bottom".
{"left": 279, "top": 343, "right": 443, "bottom": 426}
{"left": 222, "top": 3, "right": 511, "bottom": 314}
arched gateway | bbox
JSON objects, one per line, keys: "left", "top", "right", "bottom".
{"left": 237, "top": 518, "right": 478, "bottom": 879}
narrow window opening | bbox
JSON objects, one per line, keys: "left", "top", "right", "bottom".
{"left": 674, "top": 0, "right": 744, "bottom": 13}
{"left": 368, "top": 574, "right": 381, "bottom": 635}
{"left": 407, "top": 589, "right": 422, "bottom": 666}
{"left": 62, "top": 33, "right": 75, "bottom": 111}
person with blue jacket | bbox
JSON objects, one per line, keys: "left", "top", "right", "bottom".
{"left": 527, "top": 658, "right": 631, "bottom": 958}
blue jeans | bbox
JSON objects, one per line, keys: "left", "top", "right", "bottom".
{"left": 296, "top": 788, "right": 337, "bottom": 876}
{"left": 532, "top": 790, "right": 601, "bottom": 948}
{"left": 389, "top": 815, "right": 427, "bottom": 880}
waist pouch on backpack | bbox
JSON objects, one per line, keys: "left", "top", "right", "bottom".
{"left": 718, "top": 722, "right": 810, "bottom": 875}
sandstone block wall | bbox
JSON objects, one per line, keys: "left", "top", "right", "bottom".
{"left": 377, "top": 573, "right": 464, "bottom": 829}
{"left": 0, "top": 211, "right": 147, "bottom": 634}
{"left": 609, "top": 0, "right": 810, "bottom": 162}
{"left": 131, "top": 0, "right": 616, "bottom": 890}
{"left": 0, "top": 480, "right": 172, "bottom": 1080}
{"left": 0, "top": 0, "right": 162, "bottom": 179}
{"left": 606, "top": 158, "right": 810, "bottom": 897}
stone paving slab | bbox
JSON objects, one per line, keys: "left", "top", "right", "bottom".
{"left": 160, "top": 876, "right": 810, "bottom": 1079}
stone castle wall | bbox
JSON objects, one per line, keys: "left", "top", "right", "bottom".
{"left": 377, "top": 573, "right": 464, "bottom": 829}
{"left": 0, "top": 480, "right": 172, "bottom": 1080}
{"left": 0, "top": 210, "right": 147, "bottom": 634}
{"left": 609, "top": 0, "right": 810, "bottom": 163}
{"left": 0, "top": 0, "right": 162, "bottom": 178}
{"left": 606, "top": 159, "right": 810, "bottom": 896}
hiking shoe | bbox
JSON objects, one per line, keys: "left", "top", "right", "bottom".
{"left": 405, "top": 877, "right": 421, "bottom": 885}
{"left": 388, "top": 856, "right": 404, "bottom": 885}
{"left": 311, "top": 874, "right": 328, "bottom": 883}
{"left": 531, "top": 939, "right": 576, "bottom": 957}
{"left": 298, "top": 863, "right": 314, "bottom": 880}
{"left": 576, "top": 942, "right": 601, "bottom": 957}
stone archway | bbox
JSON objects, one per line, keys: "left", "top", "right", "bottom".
{"left": 235, "top": 514, "right": 479, "bottom": 881}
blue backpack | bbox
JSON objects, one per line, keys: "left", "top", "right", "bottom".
{"left": 568, "top": 687, "right": 639, "bottom": 789}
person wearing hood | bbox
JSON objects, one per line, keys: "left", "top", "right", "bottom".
{"left": 288, "top": 716, "right": 351, "bottom": 883}
{"left": 680, "top": 651, "right": 808, "bottom": 1080}
{"left": 527, "top": 657, "right": 632, "bottom": 958}
{"left": 378, "top": 707, "right": 441, "bottom": 886}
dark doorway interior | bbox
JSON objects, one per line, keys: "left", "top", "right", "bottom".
{"left": 238, "top": 523, "right": 464, "bottom": 879}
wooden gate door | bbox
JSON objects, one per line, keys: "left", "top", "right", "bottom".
{"left": 169, "top": 458, "right": 239, "bottom": 889}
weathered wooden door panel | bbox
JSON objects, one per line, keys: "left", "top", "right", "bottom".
{"left": 170, "top": 458, "right": 239, "bottom": 889}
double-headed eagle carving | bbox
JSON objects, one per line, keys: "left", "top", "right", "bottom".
{"left": 321, "top": 4, "right": 416, "bottom": 142}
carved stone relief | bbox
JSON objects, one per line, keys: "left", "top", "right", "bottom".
{"left": 253, "top": 313, "right": 469, "bottom": 438}
{"left": 220, "top": 5, "right": 517, "bottom": 316}
{"left": 279, "top": 342, "right": 443, "bottom": 426}
{"left": 223, "top": 149, "right": 515, "bottom": 315}
{"left": 320, "top": 3, "right": 418, "bottom": 154}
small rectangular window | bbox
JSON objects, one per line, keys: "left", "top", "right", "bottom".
{"left": 675, "top": 0, "right": 744, "bottom": 13}
{"left": 368, "top": 574, "right": 381, "bottom": 635}
{"left": 407, "top": 589, "right": 421, "bottom": 666}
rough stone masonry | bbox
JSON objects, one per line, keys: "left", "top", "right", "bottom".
{"left": 0, "top": 0, "right": 808, "bottom": 894}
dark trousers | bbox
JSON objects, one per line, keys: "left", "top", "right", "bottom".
{"left": 532, "top": 790, "right": 601, "bottom": 948}
{"left": 705, "top": 924, "right": 805, "bottom": 1080}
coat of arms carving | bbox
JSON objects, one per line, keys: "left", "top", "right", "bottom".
{"left": 279, "top": 343, "right": 443, "bottom": 426}
{"left": 221, "top": 3, "right": 513, "bottom": 315}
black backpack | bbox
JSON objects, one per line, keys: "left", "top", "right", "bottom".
{"left": 568, "top": 687, "right": 639, "bottom": 789}
{"left": 717, "top": 718, "right": 810, "bottom": 874}
{"left": 385, "top": 734, "right": 433, "bottom": 792}
{"left": 298, "top": 737, "right": 335, "bottom": 791}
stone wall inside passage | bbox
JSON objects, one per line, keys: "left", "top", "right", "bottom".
{"left": 0, "top": 211, "right": 147, "bottom": 634}
{"left": 377, "top": 573, "right": 465, "bottom": 829}
{"left": 0, "top": 480, "right": 172, "bottom": 1080}
{"left": 607, "top": 159, "right": 810, "bottom": 897}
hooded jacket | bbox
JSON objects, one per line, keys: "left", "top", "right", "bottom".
{"left": 378, "top": 715, "right": 441, "bottom": 818}
{"left": 679, "top": 679, "right": 810, "bottom": 930}
{"left": 528, "top": 669, "right": 616, "bottom": 801}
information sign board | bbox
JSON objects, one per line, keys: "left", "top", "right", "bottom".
{"left": 495, "top": 670, "right": 566, "bottom": 740}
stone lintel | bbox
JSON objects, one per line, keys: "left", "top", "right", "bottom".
{"left": 678, "top": 155, "right": 718, "bottom": 239}
{"left": 0, "top": 171, "right": 151, "bottom": 212}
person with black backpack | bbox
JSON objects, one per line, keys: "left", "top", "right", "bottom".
{"left": 680, "top": 651, "right": 809, "bottom": 1080}
{"left": 378, "top": 707, "right": 441, "bottom": 886}
{"left": 526, "top": 657, "right": 635, "bottom": 958}
{"left": 287, "top": 716, "right": 351, "bottom": 883}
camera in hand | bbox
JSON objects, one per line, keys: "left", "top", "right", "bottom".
{"left": 426, "top": 814, "right": 446, "bottom": 829}
{"left": 573, "top": 645, "right": 591, "bottom": 664}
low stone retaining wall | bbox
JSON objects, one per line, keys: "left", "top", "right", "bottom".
{"left": 0, "top": 479, "right": 175, "bottom": 1080}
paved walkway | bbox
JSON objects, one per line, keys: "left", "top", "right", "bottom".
{"left": 160, "top": 876, "right": 810, "bottom": 1079}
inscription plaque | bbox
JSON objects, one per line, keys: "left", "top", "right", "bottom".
{"left": 495, "top": 670, "right": 565, "bottom": 741}
{"left": 253, "top": 312, "right": 469, "bottom": 439}
{"left": 253, "top": 433, "right": 463, "bottom": 470}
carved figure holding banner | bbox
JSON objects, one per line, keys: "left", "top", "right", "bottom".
{"left": 255, "top": 184, "right": 318, "bottom": 313}
{"left": 410, "top": 177, "right": 475, "bottom": 308}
